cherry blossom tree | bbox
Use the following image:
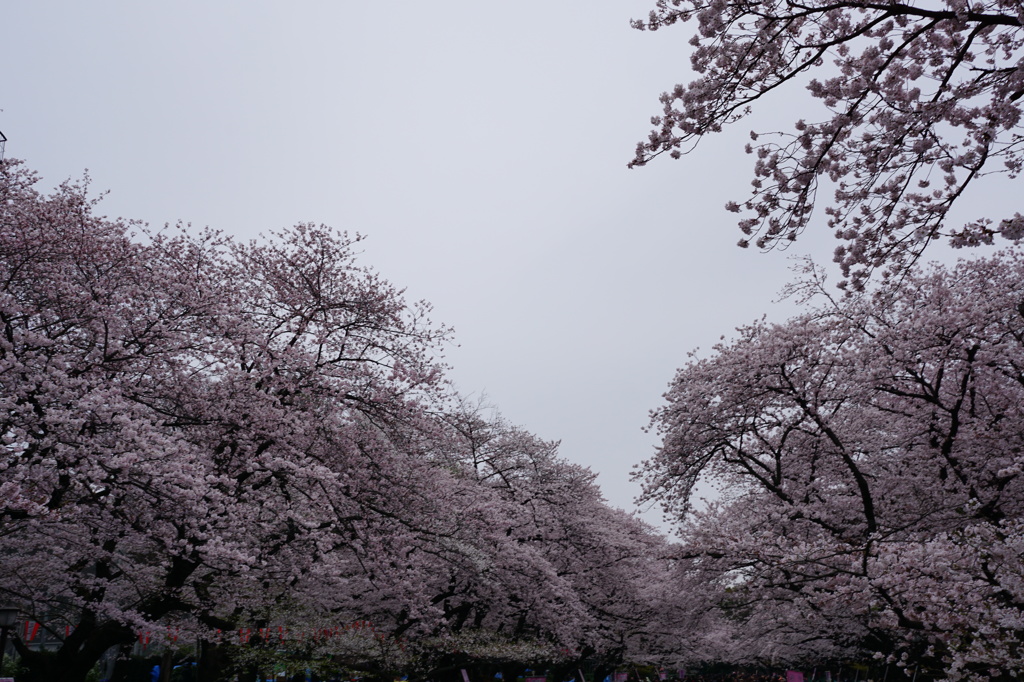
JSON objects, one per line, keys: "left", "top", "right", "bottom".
{"left": 0, "top": 159, "right": 677, "bottom": 682}
{"left": 631, "top": 0, "right": 1024, "bottom": 289}
{"left": 439, "top": 405, "right": 677, "bottom": 677}
{"left": 637, "top": 252, "right": 1024, "bottom": 679}
{"left": 0, "top": 158, "right": 458, "bottom": 682}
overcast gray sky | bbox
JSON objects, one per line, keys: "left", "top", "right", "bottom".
{"left": 3, "top": 1, "right": 935, "bottom": 525}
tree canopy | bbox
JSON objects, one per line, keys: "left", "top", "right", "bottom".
{"left": 0, "top": 159, "right": 675, "bottom": 682}
{"left": 638, "top": 253, "right": 1024, "bottom": 679}
{"left": 632, "top": 0, "right": 1024, "bottom": 289}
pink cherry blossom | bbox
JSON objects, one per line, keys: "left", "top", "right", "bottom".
{"left": 632, "top": 0, "right": 1024, "bottom": 289}
{"left": 638, "top": 252, "right": 1024, "bottom": 679}
{"left": 0, "top": 159, "right": 673, "bottom": 682}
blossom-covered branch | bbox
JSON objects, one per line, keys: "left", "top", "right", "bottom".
{"left": 632, "top": 0, "right": 1024, "bottom": 289}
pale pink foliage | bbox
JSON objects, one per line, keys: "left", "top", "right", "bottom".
{"left": 0, "top": 160, "right": 671, "bottom": 681}
{"left": 0, "top": 158, "right": 452, "bottom": 667}
{"left": 632, "top": 0, "right": 1024, "bottom": 289}
{"left": 638, "top": 252, "right": 1024, "bottom": 678}
{"left": 439, "top": 404, "right": 676, "bottom": 667}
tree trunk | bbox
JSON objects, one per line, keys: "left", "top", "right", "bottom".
{"left": 13, "top": 620, "right": 135, "bottom": 682}
{"left": 197, "top": 640, "right": 235, "bottom": 682}
{"left": 159, "top": 648, "right": 173, "bottom": 682}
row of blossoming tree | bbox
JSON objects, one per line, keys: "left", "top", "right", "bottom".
{"left": 630, "top": 0, "right": 1024, "bottom": 679}
{"left": 0, "top": 159, "right": 678, "bottom": 682}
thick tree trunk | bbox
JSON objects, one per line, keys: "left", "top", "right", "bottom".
{"left": 106, "top": 642, "right": 135, "bottom": 682}
{"left": 15, "top": 650, "right": 99, "bottom": 682}
{"left": 159, "top": 648, "right": 173, "bottom": 682}
{"left": 196, "top": 640, "right": 235, "bottom": 682}
{"left": 12, "top": 619, "right": 135, "bottom": 682}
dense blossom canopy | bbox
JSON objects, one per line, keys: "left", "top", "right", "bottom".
{"left": 0, "top": 160, "right": 672, "bottom": 682}
{"left": 632, "top": 0, "right": 1024, "bottom": 288}
{"left": 638, "top": 253, "right": 1024, "bottom": 679}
